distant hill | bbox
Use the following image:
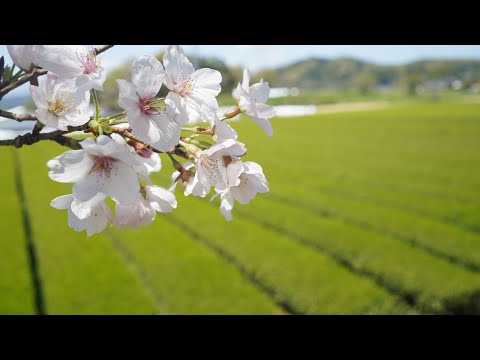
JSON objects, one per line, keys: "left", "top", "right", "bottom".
{"left": 256, "top": 58, "right": 480, "bottom": 92}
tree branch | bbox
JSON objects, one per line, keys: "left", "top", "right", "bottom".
{"left": 0, "top": 108, "right": 37, "bottom": 121}
{"left": 0, "top": 45, "right": 114, "bottom": 100}
{"left": 0, "top": 123, "right": 89, "bottom": 149}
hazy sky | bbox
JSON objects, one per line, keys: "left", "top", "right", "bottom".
{"left": 1, "top": 45, "right": 480, "bottom": 97}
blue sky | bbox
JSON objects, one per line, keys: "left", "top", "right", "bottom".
{"left": 2, "top": 45, "right": 480, "bottom": 97}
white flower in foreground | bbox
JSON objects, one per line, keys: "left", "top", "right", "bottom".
{"left": 169, "top": 162, "right": 208, "bottom": 197}
{"left": 38, "top": 45, "right": 106, "bottom": 91}
{"left": 117, "top": 55, "right": 188, "bottom": 152}
{"left": 190, "top": 139, "right": 246, "bottom": 196}
{"left": 163, "top": 45, "right": 222, "bottom": 122}
{"left": 212, "top": 115, "right": 238, "bottom": 142}
{"left": 235, "top": 68, "right": 275, "bottom": 136}
{"left": 7, "top": 45, "right": 45, "bottom": 71}
{"left": 51, "top": 194, "right": 113, "bottom": 237}
{"left": 30, "top": 74, "right": 92, "bottom": 130}
{"left": 215, "top": 161, "right": 269, "bottom": 221}
{"left": 47, "top": 135, "right": 144, "bottom": 220}
{"left": 116, "top": 185, "right": 177, "bottom": 229}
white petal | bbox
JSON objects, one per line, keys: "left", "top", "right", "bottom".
{"left": 105, "top": 162, "right": 141, "bottom": 205}
{"left": 214, "top": 119, "right": 238, "bottom": 142}
{"left": 163, "top": 45, "right": 194, "bottom": 90}
{"left": 8, "top": 45, "right": 44, "bottom": 71}
{"left": 242, "top": 68, "right": 251, "bottom": 92}
{"left": 35, "top": 108, "right": 62, "bottom": 129}
{"left": 50, "top": 194, "right": 73, "bottom": 210}
{"left": 129, "top": 112, "right": 162, "bottom": 145}
{"left": 150, "top": 113, "right": 182, "bottom": 152}
{"left": 185, "top": 171, "right": 210, "bottom": 197}
{"left": 29, "top": 84, "right": 49, "bottom": 110}
{"left": 255, "top": 103, "right": 276, "bottom": 120}
{"left": 68, "top": 200, "right": 112, "bottom": 236}
{"left": 190, "top": 68, "right": 222, "bottom": 97}
{"left": 165, "top": 92, "right": 190, "bottom": 125}
{"left": 116, "top": 198, "right": 156, "bottom": 229}
{"left": 38, "top": 45, "right": 83, "bottom": 78}
{"left": 250, "top": 113, "right": 274, "bottom": 136}
{"left": 169, "top": 170, "right": 181, "bottom": 192}
{"left": 220, "top": 192, "right": 234, "bottom": 221}
{"left": 226, "top": 161, "right": 244, "bottom": 187}
{"left": 146, "top": 185, "right": 177, "bottom": 213}
{"left": 200, "top": 139, "right": 236, "bottom": 158}
{"left": 47, "top": 149, "right": 92, "bottom": 183}
{"left": 117, "top": 79, "right": 140, "bottom": 111}
{"left": 249, "top": 81, "right": 270, "bottom": 104}
{"left": 72, "top": 175, "right": 108, "bottom": 219}
{"left": 132, "top": 55, "right": 164, "bottom": 99}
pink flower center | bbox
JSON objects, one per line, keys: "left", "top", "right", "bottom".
{"left": 76, "top": 50, "right": 99, "bottom": 74}
{"left": 139, "top": 97, "right": 161, "bottom": 115}
{"left": 173, "top": 74, "right": 194, "bottom": 96}
{"left": 90, "top": 155, "right": 115, "bottom": 177}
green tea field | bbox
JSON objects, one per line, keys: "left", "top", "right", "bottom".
{"left": 2, "top": 101, "right": 480, "bottom": 314}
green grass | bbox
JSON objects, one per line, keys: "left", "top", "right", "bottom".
{"left": 0, "top": 149, "right": 35, "bottom": 314}
{"left": 2, "top": 100, "right": 480, "bottom": 314}
{"left": 110, "top": 222, "right": 284, "bottom": 315}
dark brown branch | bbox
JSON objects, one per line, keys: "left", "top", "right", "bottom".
{"left": 0, "top": 45, "right": 114, "bottom": 100}
{"left": 0, "top": 123, "right": 90, "bottom": 149}
{"left": 0, "top": 108, "right": 37, "bottom": 121}
{"left": 0, "top": 130, "right": 81, "bottom": 149}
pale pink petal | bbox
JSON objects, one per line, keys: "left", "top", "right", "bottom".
{"left": 117, "top": 79, "right": 140, "bottom": 111}
{"left": 116, "top": 198, "right": 156, "bottom": 229}
{"left": 220, "top": 192, "right": 234, "bottom": 221}
{"left": 105, "top": 162, "right": 141, "bottom": 205}
{"left": 50, "top": 194, "right": 74, "bottom": 210}
{"left": 146, "top": 185, "right": 177, "bottom": 213}
{"left": 47, "top": 150, "right": 93, "bottom": 183}
{"left": 132, "top": 55, "right": 164, "bottom": 99}
{"left": 150, "top": 113, "right": 182, "bottom": 152}
{"left": 165, "top": 92, "right": 190, "bottom": 125}
{"left": 29, "top": 84, "right": 49, "bottom": 110}
{"left": 249, "top": 81, "right": 270, "bottom": 104}
{"left": 163, "top": 45, "right": 194, "bottom": 90}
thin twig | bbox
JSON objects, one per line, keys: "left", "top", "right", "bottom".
{"left": 0, "top": 108, "right": 37, "bottom": 121}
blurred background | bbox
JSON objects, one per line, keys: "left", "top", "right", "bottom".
{"left": 1, "top": 45, "right": 480, "bottom": 314}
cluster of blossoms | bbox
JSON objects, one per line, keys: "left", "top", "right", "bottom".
{"left": 7, "top": 45, "right": 275, "bottom": 236}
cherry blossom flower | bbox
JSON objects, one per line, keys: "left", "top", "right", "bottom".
{"left": 163, "top": 45, "right": 222, "bottom": 122}
{"left": 187, "top": 139, "right": 247, "bottom": 196}
{"left": 7, "top": 45, "right": 45, "bottom": 71}
{"left": 215, "top": 161, "right": 269, "bottom": 221}
{"left": 117, "top": 55, "right": 188, "bottom": 152}
{"left": 116, "top": 185, "right": 177, "bottom": 229}
{"left": 50, "top": 194, "right": 113, "bottom": 237}
{"left": 169, "top": 162, "right": 208, "bottom": 197}
{"left": 47, "top": 135, "right": 144, "bottom": 220}
{"left": 30, "top": 73, "right": 92, "bottom": 130}
{"left": 235, "top": 69, "right": 275, "bottom": 136}
{"left": 38, "top": 45, "right": 106, "bottom": 91}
